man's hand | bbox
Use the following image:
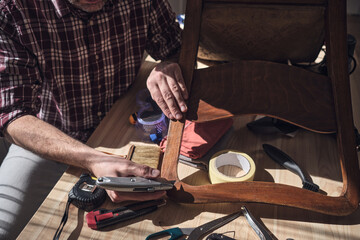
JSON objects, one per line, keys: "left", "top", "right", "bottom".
{"left": 147, "top": 62, "right": 188, "bottom": 120}
{"left": 5, "top": 115, "right": 166, "bottom": 203}
{"left": 89, "top": 155, "right": 166, "bottom": 202}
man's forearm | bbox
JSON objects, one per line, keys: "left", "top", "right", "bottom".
{"left": 4, "top": 114, "right": 166, "bottom": 202}
{"left": 4, "top": 115, "right": 102, "bottom": 171}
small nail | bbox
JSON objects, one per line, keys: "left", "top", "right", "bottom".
{"left": 180, "top": 105, "right": 187, "bottom": 112}
{"left": 168, "top": 113, "right": 174, "bottom": 119}
{"left": 152, "top": 169, "right": 160, "bottom": 177}
{"left": 175, "top": 113, "right": 182, "bottom": 119}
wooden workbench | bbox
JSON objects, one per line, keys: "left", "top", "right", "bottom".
{"left": 17, "top": 16, "right": 360, "bottom": 240}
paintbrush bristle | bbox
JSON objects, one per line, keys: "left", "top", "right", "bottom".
{"left": 131, "top": 144, "right": 161, "bottom": 169}
{"left": 96, "top": 144, "right": 161, "bottom": 169}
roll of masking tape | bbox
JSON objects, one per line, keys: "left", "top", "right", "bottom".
{"left": 209, "top": 150, "right": 256, "bottom": 184}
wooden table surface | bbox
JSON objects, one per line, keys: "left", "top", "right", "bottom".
{"left": 17, "top": 16, "right": 360, "bottom": 240}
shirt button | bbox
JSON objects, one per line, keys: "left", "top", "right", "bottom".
{"left": 95, "top": 55, "right": 100, "bottom": 60}
{"left": 97, "top": 111, "right": 102, "bottom": 117}
{"left": 98, "top": 84, "right": 101, "bottom": 89}
{"left": 89, "top": 20, "right": 94, "bottom": 26}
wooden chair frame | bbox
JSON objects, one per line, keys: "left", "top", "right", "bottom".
{"left": 161, "top": 0, "right": 360, "bottom": 216}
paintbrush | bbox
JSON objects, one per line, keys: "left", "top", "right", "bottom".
{"left": 96, "top": 144, "right": 161, "bottom": 169}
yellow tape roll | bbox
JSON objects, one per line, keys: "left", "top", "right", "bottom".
{"left": 209, "top": 150, "right": 256, "bottom": 184}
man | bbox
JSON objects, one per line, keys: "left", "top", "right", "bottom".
{"left": 0, "top": 0, "right": 187, "bottom": 239}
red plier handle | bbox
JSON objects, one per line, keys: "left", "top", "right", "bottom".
{"left": 86, "top": 199, "right": 165, "bottom": 230}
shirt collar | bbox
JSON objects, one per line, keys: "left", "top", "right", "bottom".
{"left": 50, "top": 0, "right": 115, "bottom": 19}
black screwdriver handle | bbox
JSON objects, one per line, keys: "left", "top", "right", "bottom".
{"left": 262, "top": 144, "right": 307, "bottom": 183}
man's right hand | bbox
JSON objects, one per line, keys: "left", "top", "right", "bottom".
{"left": 89, "top": 154, "right": 166, "bottom": 202}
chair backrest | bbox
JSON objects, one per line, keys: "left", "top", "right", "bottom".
{"left": 198, "top": 0, "right": 325, "bottom": 63}
{"left": 161, "top": 0, "right": 360, "bottom": 216}
{"left": 185, "top": 0, "right": 334, "bottom": 133}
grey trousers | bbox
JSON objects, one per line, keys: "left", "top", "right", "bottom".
{"left": 0, "top": 139, "right": 67, "bottom": 240}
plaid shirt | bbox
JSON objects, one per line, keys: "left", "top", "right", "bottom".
{"left": 0, "top": 0, "right": 181, "bottom": 142}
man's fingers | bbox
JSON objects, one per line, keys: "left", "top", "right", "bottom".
{"left": 173, "top": 65, "right": 188, "bottom": 101}
{"left": 168, "top": 68, "right": 187, "bottom": 114}
{"left": 124, "top": 161, "right": 160, "bottom": 178}
{"left": 158, "top": 77, "right": 184, "bottom": 120}
{"left": 107, "top": 190, "right": 166, "bottom": 203}
{"left": 148, "top": 84, "right": 174, "bottom": 119}
{"left": 147, "top": 62, "right": 188, "bottom": 120}
{"left": 108, "top": 161, "right": 165, "bottom": 202}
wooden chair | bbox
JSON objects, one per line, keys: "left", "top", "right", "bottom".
{"left": 161, "top": 0, "right": 360, "bottom": 216}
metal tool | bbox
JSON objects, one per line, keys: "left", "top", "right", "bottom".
{"left": 146, "top": 211, "right": 242, "bottom": 240}
{"left": 86, "top": 199, "right": 165, "bottom": 230}
{"left": 95, "top": 176, "right": 174, "bottom": 192}
{"left": 241, "top": 206, "right": 275, "bottom": 240}
{"left": 179, "top": 154, "right": 208, "bottom": 171}
{"left": 263, "top": 144, "right": 319, "bottom": 192}
{"left": 206, "top": 207, "right": 276, "bottom": 240}
{"left": 206, "top": 233, "right": 236, "bottom": 240}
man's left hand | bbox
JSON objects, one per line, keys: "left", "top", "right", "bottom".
{"left": 147, "top": 62, "right": 188, "bottom": 120}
